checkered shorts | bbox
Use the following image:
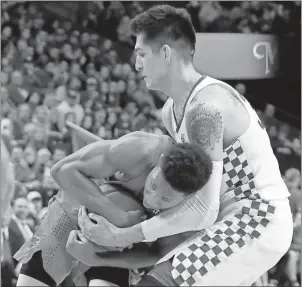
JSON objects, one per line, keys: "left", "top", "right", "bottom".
{"left": 171, "top": 198, "right": 276, "bottom": 286}
{"left": 171, "top": 140, "right": 276, "bottom": 286}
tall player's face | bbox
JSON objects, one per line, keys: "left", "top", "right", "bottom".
{"left": 134, "top": 34, "right": 168, "bottom": 91}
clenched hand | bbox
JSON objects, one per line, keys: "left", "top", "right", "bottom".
{"left": 78, "top": 206, "right": 144, "bottom": 248}
{"left": 66, "top": 230, "right": 122, "bottom": 266}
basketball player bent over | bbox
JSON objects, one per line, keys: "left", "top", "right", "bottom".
{"left": 76, "top": 5, "right": 293, "bottom": 286}
{"left": 14, "top": 131, "right": 219, "bottom": 286}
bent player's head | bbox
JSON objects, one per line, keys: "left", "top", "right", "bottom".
{"left": 143, "top": 143, "right": 212, "bottom": 210}
{"left": 130, "top": 5, "right": 196, "bottom": 90}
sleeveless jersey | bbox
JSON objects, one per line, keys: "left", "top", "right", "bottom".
{"left": 161, "top": 75, "right": 290, "bottom": 208}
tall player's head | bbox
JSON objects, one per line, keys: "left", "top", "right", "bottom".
{"left": 143, "top": 143, "right": 212, "bottom": 210}
{"left": 130, "top": 5, "right": 196, "bottom": 91}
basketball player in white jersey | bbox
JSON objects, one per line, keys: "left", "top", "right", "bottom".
{"left": 76, "top": 5, "right": 293, "bottom": 286}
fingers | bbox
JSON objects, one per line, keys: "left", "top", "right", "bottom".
{"left": 77, "top": 231, "right": 88, "bottom": 243}
{"left": 68, "top": 230, "right": 79, "bottom": 242}
{"left": 88, "top": 213, "right": 101, "bottom": 224}
{"left": 78, "top": 207, "right": 92, "bottom": 240}
{"left": 78, "top": 206, "right": 92, "bottom": 229}
{"left": 66, "top": 230, "right": 80, "bottom": 252}
{"left": 78, "top": 207, "right": 84, "bottom": 230}
{"left": 82, "top": 206, "right": 88, "bottom": 217}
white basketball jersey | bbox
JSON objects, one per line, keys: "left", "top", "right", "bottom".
{"left": 161, "top": 75, "right": 290, "bottom": 203}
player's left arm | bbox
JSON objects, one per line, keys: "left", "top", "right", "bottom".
{"left": 94, "top": 244, "right": 162, "bottom": 269}
{"left": 67, "top": 222, "right": 162, "bottom": 269}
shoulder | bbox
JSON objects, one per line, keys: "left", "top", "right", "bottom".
{"left": 190, "top": 84, "right": 230, "bottom": 111}
{"left": 109, "top": 132, "right": 160, "bottom": 160}
{"left": 186, "top": 85, "right": 226, "bottom": 129}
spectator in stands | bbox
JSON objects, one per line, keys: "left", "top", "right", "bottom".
{"left": 99, "top": 67, "right": 111, "bottom": 83}
{"left": 1, "top": 3, "right": 300, "bottom": 286}
{"left": 235, "top": 82, "right": 247, "bottom": 97}
{"left": 11, "top": 145, "right": 31, "bottom": 183}
{"left": 198, "top": 2, "right": 224, "bottom": 31}
{"left": 27, "top": 191, "right": 47, "bottom": 223}
{"left": 262, "top": 103, "right": 277, "bottom": 128}
{"left": 21, "top": 122, "right": 36, "bottom": 147}
{"left": 9, "top": 197, "right": 33, "bottom": 266}
{"left": 124, "top": 101, "right": 139, "bottom": 122}
{"left": 23, "top": 144, "right": 37, "bottom": 180}
{"left": 93, "top": 108, "right": 107, "bottom": 134}
{"left": 117, "top": 10, "right": 133, "bottom": 46}
{"left": 81, "top": 113, "right": 94, "bottom": 133}
{"left": 32, "top": 105, "right": 50, "bottom": 130}
{"left": 33, "top": 148, "right": 51, "bottom": 181}
{"left": 106, "top": 111, "right": 118, "bottom": 136}
{"left": 131, "top": 80, "right": 156, "bottom": 109}
{"left": 1, "top": 118, "right": 14, "bottom": 140}
{"left": 81, "top": 77, "right": 99, "bottom": 106}
{"left": 27, "top": 92, "right": 43, "bottom": 110}
{"left": 17, "top": 104, "right": 32, "bottom": 128}
{"left": 70, "top": 62, "right": 86, "bottom": 83}
{"left": 138, "top": 113, "right": 161, "bottom": 135}
{"left": 57, "top": 90, "right": 84, "bottom": 132}
{"left": 31, "top": 126, "right": 48, "bottom": 150}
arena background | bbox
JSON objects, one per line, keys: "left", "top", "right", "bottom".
{"left": 1, "top": 1, "right": 301, "bottom": 287}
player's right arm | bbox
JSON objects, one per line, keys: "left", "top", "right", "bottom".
{"left": 51, "top": 132, "right": 158, "bottom": 227}
{"left": 51, "top": 140, "right": 116, "bottom": 184}
{"left": 51, "top": 140, "right": 134, "bottom": 226}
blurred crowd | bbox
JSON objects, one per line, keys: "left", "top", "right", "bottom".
{"left": 77, "top": 0, "right": 301, "bottom": 44}
{"left": 1, "top": 2, "right": 301, "bottom": 287}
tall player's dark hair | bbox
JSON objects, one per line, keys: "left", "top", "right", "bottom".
{"left": 130, "top": 5, "right": 196, "bottom": 60}
{"left": 161, "top": 143, "right": 212, "bottom": 194}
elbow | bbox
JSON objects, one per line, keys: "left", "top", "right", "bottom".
{"left": 51, "top": 161, "right": 74, "bottom": 182}
{"left": 50, "top": 161, "right": 62, "bottom": 181}
{"left": 207, "top": 201, "right": 220, "bottom": 226}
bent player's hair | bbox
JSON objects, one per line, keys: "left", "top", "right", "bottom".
{"left": 130, "top": 5, "right": 196, "bottom": 60}
{"left": 161, "top": 143, "right": 212, "bottom": 194}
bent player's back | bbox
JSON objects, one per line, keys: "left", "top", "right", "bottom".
{"left": 106, "top": 132, "right": 174, "bottom": 196}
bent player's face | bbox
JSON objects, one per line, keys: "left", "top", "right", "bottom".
{"left": 134, "top": 34, "right": 167, "bottom": 91}
{"left": 143, "top": 166, "right": 187, "bottom": 210}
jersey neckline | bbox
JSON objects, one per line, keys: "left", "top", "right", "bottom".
{"left": 172, "top": 74, "right": 207, "bottom": 133}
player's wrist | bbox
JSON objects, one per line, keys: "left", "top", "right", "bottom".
{"left": 117, "top": 223, "right": 145, "bottom": 246}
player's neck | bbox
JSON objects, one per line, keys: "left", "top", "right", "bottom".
{"left": 166, "top": 64, "right": 201, "bottom": 108}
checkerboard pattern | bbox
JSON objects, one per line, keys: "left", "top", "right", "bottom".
{"left": 223, "top": 140, "right": 254, "bottom": 188}
{"left": 171, "top": 198, "right": 276, "bottom": 286}
{"left": 170, "top": 140, "right": 276, "bottom": 286}
{"left": 223, "top": 181, "right": 261, "bottom": 202}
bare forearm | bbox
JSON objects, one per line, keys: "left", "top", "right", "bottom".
{"left": 54, "top": 164, "right": 130, "bottom": 227}
{"left": 95, "top": 245, "right": 162, "bottom": 269}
